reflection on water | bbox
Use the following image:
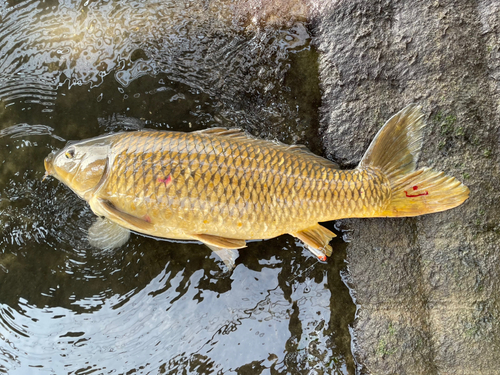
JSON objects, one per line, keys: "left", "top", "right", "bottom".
{"left": 1, "top": 236, "right": 353, "bottom": 374}
{"left": 0, "top": 0, "right": 355, "bottom": 374}
{"left": 0, "top": 0, "right": 317, "bottom": 144}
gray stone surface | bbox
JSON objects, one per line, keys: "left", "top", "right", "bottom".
{"left": 313, "top": 0, "right": 500, "bottom": 374}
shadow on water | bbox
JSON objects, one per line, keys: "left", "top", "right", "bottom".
{"left": 0, "top": 1, "right": 355, "bottom": 373}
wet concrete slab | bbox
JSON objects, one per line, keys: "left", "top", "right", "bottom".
{"left": 314, "top": 0, "right": 500, "bottom": 373}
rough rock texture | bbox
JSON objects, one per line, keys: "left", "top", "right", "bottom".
{"left": 313, "top": 0, "right": 500, "bottom": 374}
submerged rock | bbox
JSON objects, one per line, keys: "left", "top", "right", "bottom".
{"left": 314, "top": 0, "right": 500, "bottom": 373}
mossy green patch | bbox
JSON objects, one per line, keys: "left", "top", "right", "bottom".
{"left": 376, "top": 338, "right": 398, "bottom": 357}
{"left": 434, "top": 111, "right": 457, "bottom": 135}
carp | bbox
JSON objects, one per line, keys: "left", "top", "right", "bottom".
{"left": 44, "top": 105, "right": 469, "bottom": 268}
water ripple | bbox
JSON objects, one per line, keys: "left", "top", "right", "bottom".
{"left": 0, "top": 264, "right": 313, "bottom": 373}
{"left": 0, "top": 123, "right": 65, "bottom": 141}
{"left": 0, "top": 0, "right": 310, "bottom": 133}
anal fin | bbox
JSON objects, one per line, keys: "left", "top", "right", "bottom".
{"left": 291, "top": 224, "right": 336, "bottom": 261}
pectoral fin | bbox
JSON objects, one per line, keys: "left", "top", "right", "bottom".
{"left": 191, "top": 233, "right": 246, "bottom": 249}
{"left": 91, "top": 198, "right": 154, "bottom": 232}
{"left": 291, "top": 224, "right": 336, "bottom": 261}
{"left": 88, "top": 216, "right": 130, "bottom": 250}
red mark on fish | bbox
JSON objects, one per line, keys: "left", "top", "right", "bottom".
{"left": 143, "top": 215, "right": 152, "bottom": 223}
{"left": 158, "top": 175, "right": 172, "bottom": 187}
{"left": 405, "top": 185, "right": 429, "bottom": 198}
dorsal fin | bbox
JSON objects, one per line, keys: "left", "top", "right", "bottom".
{"left": 285, "top": 144, "right": 339, "bottom": 169}
{"left": 195, "top": 127, "right": 247, "bottom": 137}
{"left": 195, "top": 127, "right": 339, "bottom": 169}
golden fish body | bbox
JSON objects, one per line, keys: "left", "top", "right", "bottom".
{"left": 94, "top": 130, "right": 388, "bottom": 239}
{"left": 44, "top": 105, "right": 469, "bottom": 264}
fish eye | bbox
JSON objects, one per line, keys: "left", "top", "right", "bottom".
{"left": 65, "top": 147, "right": 75, "bottom": 159}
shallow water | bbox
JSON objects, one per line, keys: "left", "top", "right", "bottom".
{"left": 0, "top": 1, "right": 355, "bottom": 373}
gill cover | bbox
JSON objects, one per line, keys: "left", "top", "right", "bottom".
{"left": 44, "top": 134, "right": 116, "bottom": 200}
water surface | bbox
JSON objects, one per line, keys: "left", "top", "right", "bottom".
{"left": 0, "top": 1, "right": 355, "bottom": 373}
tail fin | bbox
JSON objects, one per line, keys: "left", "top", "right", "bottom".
{"left": 360, "top": 104, "right": 470, "bottom": 217}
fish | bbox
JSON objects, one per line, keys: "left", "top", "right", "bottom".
{"left": 44, "top": 105, "right": 469, "bottom": 269}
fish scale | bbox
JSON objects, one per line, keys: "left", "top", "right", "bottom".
{"left": 44, "top": 105, "right": 469, "bottom": 265}
{"left": 100, "top": 130, "right": 389, "bottom": 241}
